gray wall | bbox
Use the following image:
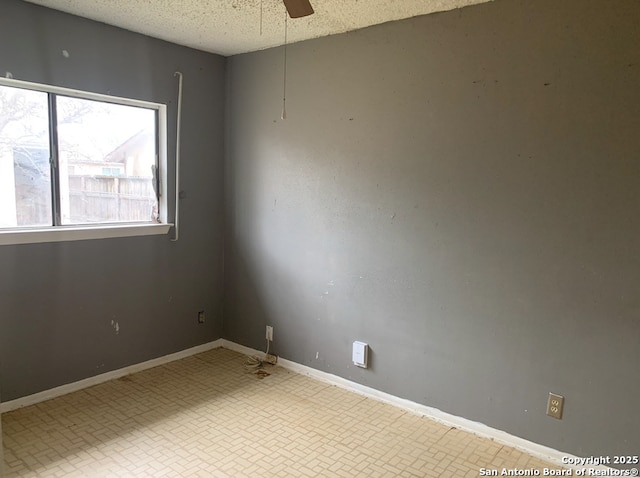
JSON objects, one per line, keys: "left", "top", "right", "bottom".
{"left": 225, "top": 0, "right": 640, "bottom": 458}
{"left": 0, "top": 0, "right": 225, "bottom": 401}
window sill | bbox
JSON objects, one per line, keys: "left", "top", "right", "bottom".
{"left": 0, "top": 223, "right": 172, "bottom": 246}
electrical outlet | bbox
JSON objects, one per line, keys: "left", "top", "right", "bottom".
{"left": 266, "top": 325, "right": 273, "bottom": 341}
{"left": 197, "top": 311, "right": 205, "bottom": 324}
{"left": 547, "top": 393, "right": 564, "bottom": 419}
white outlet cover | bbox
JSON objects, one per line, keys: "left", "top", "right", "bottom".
{"left": 352, "top": 341, "right": 368, "bottom": 368}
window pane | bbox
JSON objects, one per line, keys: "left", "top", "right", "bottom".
{"left": 0, "top": 85, "right": 51, "bottom": 227}
{"left": 56, "top": 96, "right": 158, "bottom": 225}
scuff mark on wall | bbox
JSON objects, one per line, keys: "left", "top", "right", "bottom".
{"left": 110, "top": 319, "right": 120, "bottom": 334}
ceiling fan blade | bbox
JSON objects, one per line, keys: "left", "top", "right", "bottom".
{"left": 283, "top": 0, "right": 314, "bottom": 18}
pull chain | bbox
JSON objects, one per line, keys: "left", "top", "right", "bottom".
{"left": 281, "top": 11, "right": 288, "bottom": 120}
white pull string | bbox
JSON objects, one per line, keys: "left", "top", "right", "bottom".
{"left": 281, "top": 12, "right": 288, "bottom": 120}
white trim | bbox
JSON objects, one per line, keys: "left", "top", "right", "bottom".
{"left": 157, "top": 105, "right": 169, "bottom": 225}
{"left": 219, "top": 340, "right": 613, "bottom": 474}
{"left": 0, "top": 339, "right": 223, "bottom": 413}
{"left": 0, "top": 338, "right": 615, "bottom": 473}
{"left": 0, "top": 76, "right": 170, "bottom": 242}
{"left": 0, "top": 76, "right": 163, "bottom": 110}
{"left": 0, "top": 223, "right": 172, "bottom": 246}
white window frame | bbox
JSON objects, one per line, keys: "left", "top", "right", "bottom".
{"left": 0, "top": 77, "right": 171, "bottom": 246}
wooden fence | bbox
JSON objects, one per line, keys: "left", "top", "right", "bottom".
{"left": 68, "top": 175, "right": 156, "bottom": 223}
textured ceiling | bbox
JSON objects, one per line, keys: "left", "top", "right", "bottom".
{"left": 23, "top": 0, "right": 493, "bottom": 56}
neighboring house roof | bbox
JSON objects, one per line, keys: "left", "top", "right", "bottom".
{"left": 104, "top": 129, "right": 153, "bottom": 164}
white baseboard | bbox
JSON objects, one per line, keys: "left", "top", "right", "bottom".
{"left": 0, "top": 339, "right": 223, "bottom": 413}
{"left": 220, "top": 339, "right": 613, "bottom": 473}
{"left": 0, "top": 337, "right": 613, "bottom": 474}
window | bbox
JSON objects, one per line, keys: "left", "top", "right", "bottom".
{"left": 101, "top": 167, "right": 122, "bottom": 176}
{"left": 0, "top": 78, "right": 169, "bottom": 245}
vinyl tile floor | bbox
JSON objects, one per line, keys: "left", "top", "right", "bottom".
{"left": 2, "top": 348, "right": 564, "bottom": 477}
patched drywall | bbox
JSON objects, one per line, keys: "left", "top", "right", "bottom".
{"left": 224, "top": 0, "right": 640, "bottom": 459}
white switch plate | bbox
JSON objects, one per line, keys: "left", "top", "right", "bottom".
{"left": 352, "top": 341, "right": 368, "bottom": 368}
